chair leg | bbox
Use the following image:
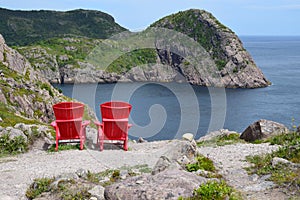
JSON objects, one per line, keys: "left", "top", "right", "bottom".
{"left": 124, "top": 138, "right": 128, "bottom": 151}
{"left": 100, "top": 135, "right": 104, "bottom": 151}
{"left": 55, "top": 139, "right": 59, "bottom": 151}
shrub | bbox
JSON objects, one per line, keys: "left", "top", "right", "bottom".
{"left": 0, "top": 134, "right": 28, "bottom": 156}
{"left": 179, "top": 180, "right": 241, "bottom": 200}
{"left": 186, "top": 155, "right": 215, "bottom": 172}
{"left": 26, "top": 177, "right": 54, "bottom": 199}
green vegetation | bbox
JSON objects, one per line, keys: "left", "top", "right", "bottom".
{"left": 0, "top": 133, "right": 28, "bottom": 157}
{"left": 179, "top": 180, "right": 242, "bottom": 200}
{"left": 40, "top": 83, "right": 54, "bottom": 97}
{"left": 47, "top": 144, "right": 84, "bottom": 152}
{"left": 0, "top": 8, "right": 126, "bottom": 46}
{"left": 25, "top": 164, "right": 152, "bottom": 199}
{"left": 106, "top": 48, "right": 157, "bottom": 73}
{"left": 197, "top": 133, "right": 244, "bottom": 147}
{"left": 0, "top": 102, "right": 38, "bottom": 127}
{"left": 246, "top": 132, "right": 300, "bottom": 196}
{"left": 16, "top": 37, "right": 102, "bottom": 72}
{"left": 186, "top": 155, "right": 216, "bottom": 172}
{"left": 26, "top": 177, "right": 91, "bottom": 200}
{"left": 26, "top": 177, "right": 54, "bottom": 199}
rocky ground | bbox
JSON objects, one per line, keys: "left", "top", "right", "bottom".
{"left": 0, "top": 133, "right": 291, "bottom": 200}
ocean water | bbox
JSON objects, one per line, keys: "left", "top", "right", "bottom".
{"left": 54, "top": 36, "right": 300, "bottom": 141}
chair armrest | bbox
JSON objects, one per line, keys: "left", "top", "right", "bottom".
{"left": 94, "top": 120, "right": 103, "bottom": 127}
{"left": 50, "top": 121, "right": 57, "bottom": 127}
{"left": 81, "top": 120, "right": 90, "bottom": 127}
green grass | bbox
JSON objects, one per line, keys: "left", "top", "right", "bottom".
{"left": 179, "top": 180, "right": 242, "bottom": 200}
{"left": 0, "top": 102, "right": 39, "bottom": 127}
{"left": 0, "top": 134, "right": 28, "bottom": 157}
{"left": 246, "top": 131, "right": 300, "bottom": 196}
{"left": 106, "top": 48, "right": 157, "bottom": 74}
{"left": 186, "top": 155, "right": 216, "bottom": 172}
{"left": 26, "top": 177, "right": 54, "bottom": 199}
{"left": 197, "top": 133, "right": 244, "bottom": 147}
{"left": 47, "top": 143, "right": 84, "bottom": 152}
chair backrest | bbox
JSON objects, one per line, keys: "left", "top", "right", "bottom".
{"left": 102, "top": 119, "right": 129, "bottom": 140}
{"left": 56, "top": 119, "right": 82, "bottom": 140}
{"left": 101, "top": 101, "right": 132, "bottom": 120}
{"left": 53, "top": 102, "right": 84, "bottom": 120}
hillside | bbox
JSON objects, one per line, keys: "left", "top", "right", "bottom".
{"left": 0, "top": 8, "right": 127, "bottom": 46}
{"left": 16, "top": 8, "right": 270, "bottom": 88}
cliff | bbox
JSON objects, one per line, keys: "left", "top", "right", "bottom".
{"left": 150, "top": 9, "right": 270, "bottom": 88}
{"left": 0, "top": 33, "right": 65, "bottom": 124}
{"left": 15, "top": 9, "right": 270, "bottom": 88}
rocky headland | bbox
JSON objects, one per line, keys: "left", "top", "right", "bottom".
{"left": 3, "top": 8, "right": 271, "bottom": 88}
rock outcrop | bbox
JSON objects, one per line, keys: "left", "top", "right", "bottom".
{"left": 240, "top": 119, "right": 289, "bottom": 142}
{"left": 151, "top": 9, "right": 270, "bottom": 88}
{"left": 104, "top": 169, "right": 209, "bottom": 200}
{"left": 104, "top": 140, "right": 209, "bottom": 200}
{"left": 0, "top": 34, "right": 65, "bottom": 123}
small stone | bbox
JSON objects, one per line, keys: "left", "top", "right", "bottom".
{"left": 138, "top": 137, "right": 147, "bottom": 143}
{"left": 249, "top": 174, "right": 259, "bottom": 182}
{"left": 88, "top": 185, "right": 105, "bottom": 200}
{"left": 76, "top": 168, "right": 88, "bottom": 178}
{"left": 272, "top": 157, "right": 290, "bottom": 167}
{"left": 182, "top": 133, "right": 194, "bottom": 141}
{"left": 136, "top": 180, "right": 144, "bottom": 184}
{"left": 120, "top": 170, "right": 128, "bottom": 180}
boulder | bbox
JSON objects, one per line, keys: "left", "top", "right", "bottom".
{"left": 240, "top": 119, "right": 288, "bottom": 142}
{"left": 182, "top": 133, "right": 194, "bottom": 141}
{"left": 88, "top": 185, "right": 105, "bottom": 200}
{"left": 104, "top": 169, "right": 210, "bottom": 200}
{"left": 151, "top": 140, "right": 197, "bottom": 175}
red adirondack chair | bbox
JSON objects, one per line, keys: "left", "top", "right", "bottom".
{"left": 51, "top": 102, "right": 90, "bottom": 151}
{"left": 94, "top": 101, "right": 132, "bottom": 151}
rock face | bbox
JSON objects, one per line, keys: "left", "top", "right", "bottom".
{"left": 0, "top": 33, "right": 65, "bottom": 123}
{"left": 104, "top": 169, "right": 209, "bottom": 200}
{"left": 151, "top": 9, "right": 270, "bottom": 88}
{"left": 240, "top": 119, "right": 289, "bottom": 142}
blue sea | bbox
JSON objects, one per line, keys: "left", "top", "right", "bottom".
{"left": 54, "top": 36, "right": 300, "bottom": 141}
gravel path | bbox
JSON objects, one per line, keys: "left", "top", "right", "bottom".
{"left": 0, "top": 140, "right": 171, "bottom": 200}
{"left": 198, "top": 143, "right": 288, "bottom": 200}
{"left": 0, "top": 140, "right": 289, "bottom": 200}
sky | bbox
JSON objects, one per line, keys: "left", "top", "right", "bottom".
{"left": 0, "top": 0, "right": 299, "bottom": 36}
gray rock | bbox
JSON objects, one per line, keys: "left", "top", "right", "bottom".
{"left": 272, "top": 157, "right": 291, "bottom": 167}
{"left": 104, "top": 169, "right": 210, "bottom": 200}
{"left": 182, "top": 133, "right": 194, "bottom": 141}
{"left": 51, "top": 173, "right": 79, "bottom": 189}
{"left": 240, "top": 119, "right": 288, "bottom": 142}
{"left": 88, "top": 185, "right": 105, "bottom": 200}
{"left": 138, "top": 137, "right": 147, "bottom": 143}
{"left": 8, "top": 128, "right": 27, "bottom": 142}
{"left": 76, "top": 168, "right": 89, "bottom": 179}
{"left": 152, "top": 140, "right": 197, "bottom": 175}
